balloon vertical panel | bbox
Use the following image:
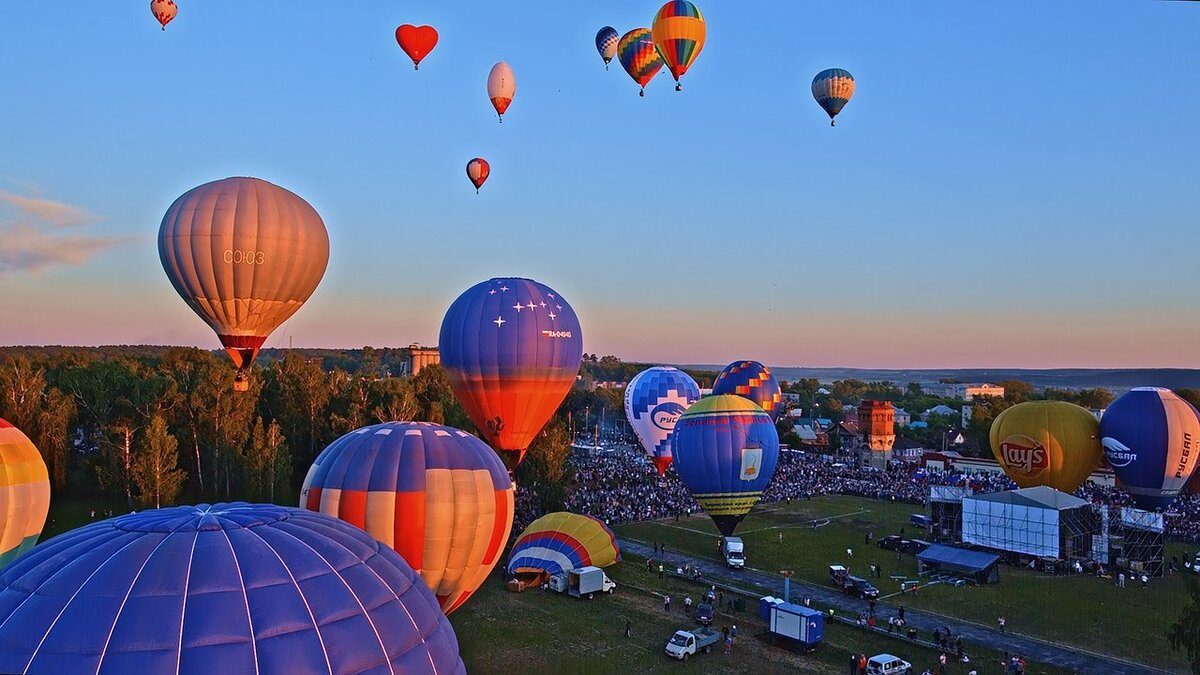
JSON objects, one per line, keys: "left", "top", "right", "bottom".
{"left": 0, "top": 419, "right": 49, "bottom": 569}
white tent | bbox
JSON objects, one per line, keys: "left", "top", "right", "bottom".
{"left": 962, "top": 486, "right": 1096, "bottom": 559}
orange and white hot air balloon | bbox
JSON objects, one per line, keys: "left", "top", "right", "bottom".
{"left": 487, "top": 62, "right": 516, "bottom": 123}
{"left": 466, "top": 158, "right": 490, "bottom": 194}
{"left": 157, "top": 177, "right": 330, "bottom": 391}
{"left": 150, "top": 0, "right": 177, "bottom": 31}
{"left": 0, "top": 418, "right": 50, "bottom": 569}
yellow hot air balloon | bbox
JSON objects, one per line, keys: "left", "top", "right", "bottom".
{"left": 0, "top": 418, "right": 50, "bottom": 568}
{"left": 158, "top": 177, "right": 330, "bottom": 391}
{"left": 989, "top": 401, "right": 1102, "bottom": 493}
{"left": 651, "top": 1, "right": 706, "bottom": 91}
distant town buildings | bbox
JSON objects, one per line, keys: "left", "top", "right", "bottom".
{"left": 893, "top": 407, "right": 911, "bottom": 427}
{"left": 857, "top": 400, "right": 896, "bottom": 452}
{"left": 402, "top": 344, "right": 439, "bottom": 377}
{"left": 927, "top": 383, "right": 1005, "bottom": 400}
{"left": 782, "top": 392, "right": 802, "bottom": 404}
{"left": 921, "top": 404, "right": 958, "bottom": 421}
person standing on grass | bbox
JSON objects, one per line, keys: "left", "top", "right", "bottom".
{"left": 658, "top": 563, "right": 664, "bottom": 579}
{"left": 998, "top": 616, "right": 1006, "bottom": 633}
{"left": 684, "top": 596, "right": 692, "bottom": 615}
{"left": 899, "top": 605, "right": 905, "bottom": 622}
{"left": 664, "top": 595, "right": 670, "bottom": 612}
{"left": 939, "top": 652, "right": 947, "bottom": 675}
{"left": 624, "top": 620, "right": 631, "bottom": 638}
{"left": 646, "top": 557, "right": 653, "bottom": 573}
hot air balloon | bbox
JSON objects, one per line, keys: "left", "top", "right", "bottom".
{"left": 466, "top": 157, "right": 490, "bottom": 194}
{"left": 487, "top": 62, "right": 516, "bottom": 123}
{"left": 158, "top": 177, "right": 330, "bottom": 392}
{"left": 711, "top": 360, "right": 783, "bottom": 421}
{"left": 439, "top": 278, "right": 583, "bottom": 471}
{"left": 1100, "top": 387, "right": 1200, "bottom": 510}
{"left": 0, "top": 419, "right": 49, "bottom": 569}
{"left": 617, "top": 28, "right": 663, "bottom": 97}
{"left": 150, "top": 0, "right": 176, "bottom": 31}
{"left": 0, "top": 503, "right": 466, "bottom": 674}
{"left": 812, "top": 68, "right": 856, "bottom": 126}
{"left": 651, "top": 1, "right": 706, "bottom": 91}
{"left": 300, "top": 421, "right": 515, "bottom": 614}
{"left": 989, "top": 401, "right": 1103, "bottom": 493}
{"left": 506, "top": 512, "right": 620, "bottom": 585}
{"left": 595, "top": 26, "right": 620, "bottom": 69}
{"left": 673, "top": 395, "right": 779, "bottom": 536}
{"left": 625, "top": 366, "right": 701, "bottom": 475}
{"left": 396, "top": 24, "right": 439, "bottom": 70}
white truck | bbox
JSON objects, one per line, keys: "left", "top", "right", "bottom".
{"left": 722, "top": 536, "right": 745, "bottom": 568}
{"left": 548, "top": 566, "right": 616, "bottom": 599}
{"left": 664, "top": 627, "right": 721, "bottom": 661}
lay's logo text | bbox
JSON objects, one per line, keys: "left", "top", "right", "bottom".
{"left": 1000, "top": 435, "right": 1048, "bottom": 475}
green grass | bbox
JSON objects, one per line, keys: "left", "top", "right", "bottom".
{"left": 615, "top": 495, "right": 1191, "bottom": 671}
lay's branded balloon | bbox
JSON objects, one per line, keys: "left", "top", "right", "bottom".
{"left": 1100, "top": 387, "right": 1200, "bottom": 510}
{"left": 0, "top": 419, "right": 49, "bottom": 569}
{"left": 711, "top": 360, "right": 783, "bottom": 421}
{"left": 625, "top": 366, "right": 701, "bottom": 475}
{"left": 439, "top": 278, "right": 583, "bottom": 470}
{"left": 487, "top": 62, "right": 516, "bottom": 122}
{"left": 989, "top": 401, "right": 1102, "bottom": 493}
{"left": 150, "top": 0, "right": 176, "bottom": 31}
{"left": 812, "top": 68, "right": 856, "bottom": 126}
{"left": 651, "top": 1, "right": 706, "bottom": 91}
{"left": 674, "top": 395, "right": 779, "bottom": 536}
{"left": 158, "top": 177, "right": 330, "bottom": 391}
{"left": 301, "top": 422, "right": 514, "bottom": 614}
{"left": 595, "top": 26, "right": 620, "bottom": 69}
{"left": 506, "top": 512, "right": 620, "bottom": 579}
{"left": 617, "top": 28, "right": 663, "bottom": 96}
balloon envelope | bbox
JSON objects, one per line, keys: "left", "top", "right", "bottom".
{"left": 150, "top": 0, "right": 176, "bottom": 29}
{"left": 466, "top": 158, "right": 490, "bottom": 192}
{"left": 989, "top": 401, "right": 1102, "bottom": 493}
{"left": 0, "top": 503, "right": 465, "bottom": 674}
{"left": 487, "top": 62, "right": 516, "bottom": 120}
{"left": 0, "top": 419, "right": 49, "bottom": 569}
{"left": 812, "top": 68, "right": 856, "bottom": 124}
{"left": 157, "top": 177, "right": 330, "bottom": 379}
{"left": 301, "top": 422, "right": 514, "bottom": 614}
{"left": 651, "top": 1, "right": 706, "bottom": 85}
{"left": 625, "top": 366, "right": 701, "bottom": 475}
{"left": 1100, "top": 387, "right": 1200, "bottom": 510}
{"left": 617, "top": 28, "right": 663, "bottom": 94}
{"left": 595, "top": 26, "right": 619, "bottom": 65}
{"left": 439, "top": 278, "right": 583, "bottom": 469}
{"left": 506, "top": 512, "right": 620, "bottom": 578}
{"left": 396, "top": 24, "right": 438, "bottom": 69}
{"left": 673, "top": 395, "right": 779, "bottom": 536}
{"left": 711, "top": 360, "right": 783, "bottom": 421}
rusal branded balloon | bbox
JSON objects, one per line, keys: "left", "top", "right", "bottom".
{"left": 625, "top": 366, "right": 701, "bottom": 475}
{"left": 1101, "top": 387, "right": 1200, "bottom": 510}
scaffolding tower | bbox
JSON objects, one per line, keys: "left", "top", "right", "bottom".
{"left": 1111, "top": 507, "right": 1165, "bottom": 577}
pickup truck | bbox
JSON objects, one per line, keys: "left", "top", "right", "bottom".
{"left": 828, "top": 565, "right": 880, "bottom": 599}
{"left": 665, "top": 627, "right": 721, "bottom": 661}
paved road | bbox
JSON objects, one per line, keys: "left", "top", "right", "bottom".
{"left": 622, "top": 538, "right": 1165, "bottom": 675}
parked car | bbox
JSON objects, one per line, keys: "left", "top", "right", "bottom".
{"left": 899, "top": 539, "right": 932, "bottom": 555}
{"left": 845, "top": 576, "right": 880, "bottom": 599}
{"left": 866, "top": 653, "right": 912, "bottom": 675}
{"left": 695, "top": 602, "right": 714, "bottom": 626}
{"left": 876, "top": 535, "right": 906, "bottom": 551}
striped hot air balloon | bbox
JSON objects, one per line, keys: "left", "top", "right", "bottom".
{"left": 651, "top": 1, "right": 706, "bottom": 91}
{"left": 674, "top": 395, "right": 779, "bottom": 536}
{"left": 507, "top": 512, "right": 620, "bottom": 580}
{"left": 711, "top": 360, "right": 783, "bottom": 421}
{"left": 625, "top": 366, "right": 701, "bottom": 475}
{"left": 617, "top": 28, "right": 663, "bottom": 96}
{"left": 301, "top": 422, "right": 514, "bottom": 614}
{"left": 812, "top": 68, "right": 856, "bottom": 126}
{"left": 595, "top": 26, "right": 620, "bottom": 69}
{"left": 0, "top": 419, "right": 49, "bottom": 569}
{"left": 1100, "top": 387, "right": 1200, "bottom": 510}
{"left": 466, "top": 157, "right": 490, "bottom": 193}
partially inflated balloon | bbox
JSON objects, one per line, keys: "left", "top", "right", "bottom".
{"left": 595, "top": 26, "right": 619, "bottom": 69}
{"left": 989, "top": 401, "right": 1102, "bottom": 493}
{"left": 617, "top": 28, "right": 663, "bottom": 96}
{"left": 466, "top": 158, "right": 490, "bottom": 194}
{"left": 439, "top": 278, "right": 583, "bottom": 470}
{"left": 651, "top": 1, "right": 706, "bottom": 91}
{"left": 158, "top": 177, "right": 330, "bottom": 391}
{"left": 150, "top": 0, "right": 176, "bottom": 31}
{"left": 812, "top": 68, "right": 855, "bottom": 126}
{"left": 711, "top": 360, "right": 783, "bottom": 421}
{"left": 301, "top": 422, "right": 514, "bottom": 614}
{"left": 396, "top": 24, "right": 439, "bottom": 70}
{"left": 487, "top": 62, "right": 516, "bottom": 122}
{"left": 1100, "top": 387, "right": 1200, "bottom": 510}
{"left": 507, "top": 512, "right": 620, "bottom": 579}
{"left": 625, "top": 367, "right": 701, "bottom": 475}
{"left": 674, "top": 395, "right": 779, "bottom": 536}
{"left": 0, "top": 419, "right": 49, "bottom": 569}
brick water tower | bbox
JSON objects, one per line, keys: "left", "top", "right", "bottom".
{"left": 857, "top": 400, "right": 896, "bottom": 453}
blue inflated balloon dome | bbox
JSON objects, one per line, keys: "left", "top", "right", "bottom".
{"left": 0, "top": 503, "right": 466, "bottom": 675}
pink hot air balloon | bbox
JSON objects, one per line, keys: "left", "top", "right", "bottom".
{"left": 150, "top": 0, "right": 176, "bottom": 30}
{"left": 466, "top": 158, "right": 490, "bottom": 194}
{"left": 487, "top": 62, "right": 516, "bottom": 123}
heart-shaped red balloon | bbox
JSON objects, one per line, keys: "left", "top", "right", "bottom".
{"left": 396, "top": 24, "right": 438, "bottom": 70}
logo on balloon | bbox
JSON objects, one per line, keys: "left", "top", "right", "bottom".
{"left": 651, "top": 402, "right": 687, "bottom": 431}
{"left": 1101, "top": 437, "right": 1137, "bottom": 468}
{"left": 740, "top": 446, "right": 763, "bottom": 480}
{"left": 999, "top": 435, "right": 1048, "bottom": 475}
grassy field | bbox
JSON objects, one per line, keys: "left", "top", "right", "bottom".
{"left": 615, "top": 495, "right": 1191, "bottom": 672}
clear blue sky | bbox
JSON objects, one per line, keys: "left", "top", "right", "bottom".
{"left": 1, "top": 1, "right": 1197, "bottom": 368}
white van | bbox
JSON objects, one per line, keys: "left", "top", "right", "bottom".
{"left": 866, "top": 654, "right": 912, "bottom": 675}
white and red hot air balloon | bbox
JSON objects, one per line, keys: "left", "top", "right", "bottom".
{"left": 487, "top": 62, "right": 515, "bottom": 123}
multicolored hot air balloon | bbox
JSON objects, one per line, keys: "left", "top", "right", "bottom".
{"left": 487, "top": 62, "right": 516, "bottom": 122}
{"left": 625, "top": 366, "right": 701, "bottom": 475}
{"left": 396, "top": 24, "right": 439, "bottom": 70}
{"left": 673, "top": 395, "right": 779, "bottom": 536}
{"left": 1100, "top": 387, "right": 1200, "bottom": 510}
{"left": 617, "top": 28, "right": 663, "bottom": 96}
{"left": 712, "top": 360, "right": 783, "bottom": 421}
{"left": 301, "top": 422, "right": 514, "bottom": 614}
{"left": 989, "top": 401, "right": 1103, "bottom": 493}
{"left": 506, "top": 512, "right": 620, "bottom": 582}
{"left": 150, "top": 0, "right": 176, "bottom": 31}
{"left": 0, "top": 503, "right": 466, "bottom": 674}
{"left": 595, "top": 26, "right": 620, "bottom": 69}
{"left": 651, "top": 1, "right": 706, "bottom": 91}
{"left": 158, "top": 177, "right": 330, "bottom": 391}
{"left": 812, "top": 68, "right": 856, "bottom": 126}
{"left": 0, "top": 419, "right": 49, "bottom": 569}
{"left": 466, "top": 157, "right": 490, "bottom": 193}
{"left": 439, "top": 278, "right": 583, "bottom": 471}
